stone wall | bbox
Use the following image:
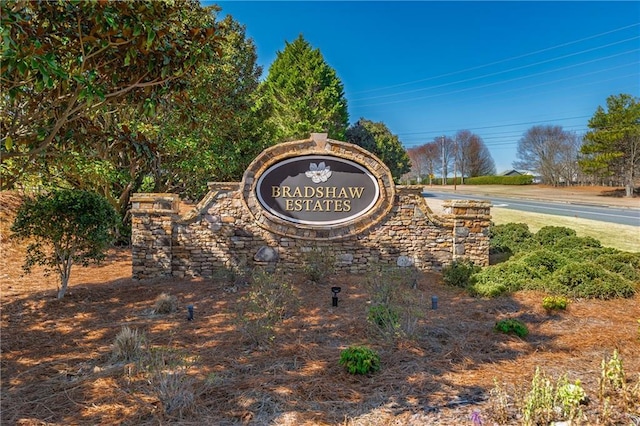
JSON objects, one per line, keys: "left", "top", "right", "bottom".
{"left": 131, "top": 186, "right": 491, "bottom": 280}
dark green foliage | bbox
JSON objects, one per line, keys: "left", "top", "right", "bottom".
{"left": 594, "top": 252, "right": 640, "bottom": 282}
{"left": 345, "top": 118, "right": 411, "bottom": 181}
{"left": 475, "top": 224, "right": 639, "bottom": 300}
{"left": 442, "top": 259, "right": 481, "bottom": 288}
{"left": 11, "top": 189, "right": 119, "bottom": 298}
{"left": 471, "top": 261, "right": 539, "bottom": 297}
{"left": 489, "top": 223, "right": 534, "bottom": 254}
{"left": 551, "top": 263, "right": 636, "bottom": 299}
{"left": 552, "top": 236, "right": 601, "bottom": 251}
{"left": 465, "top": 175, "right": 534, "bottom": 185}
{"left": 259, "top": 34, "right": 349, "bottom": 142}
{"left": 520, "top": 250, "right": 567, "bottom": 274}
{"left": 339, "top": 346, "right": 380, "bottom": 375}
{"left": 494, "top": 319, "right": 529, "bottom": 338}
{"left": 534, "top": 226, "right": 576, "bottom": 246}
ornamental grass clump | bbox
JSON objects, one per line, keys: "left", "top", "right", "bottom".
{"left": 339, "top": 345, "right": 380, "bottom": 375}
{"left": 153, "top": 292, "right": 178, "bottom": 314}
{"left": 112, "top": 326, "right": 145, "bottom": 362}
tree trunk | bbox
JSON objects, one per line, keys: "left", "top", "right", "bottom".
{"left": 57, "top": 258, "right": 73, "bottom": 299}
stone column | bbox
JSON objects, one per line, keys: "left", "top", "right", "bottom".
{"left": 131, "top": 194, "right": 180, "bottom": 279}
{"left": 443, "top": 200, "right": 492, "bottom": 266}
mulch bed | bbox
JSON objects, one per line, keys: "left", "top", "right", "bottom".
{"left": 1, "top": 191, "right": 639, "bottom": 425}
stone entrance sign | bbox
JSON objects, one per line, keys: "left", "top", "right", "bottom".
{"left": 131, "top": 133, "right": 491, "bottom": 279}
{"left": 255, "top": 155, "right": 379, "bottom": 226}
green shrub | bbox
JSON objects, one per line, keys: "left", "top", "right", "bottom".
{"left": 552, "top": 235, "right": 601, "bottom": 250}
{"left": 339, "top": 346, "right": 380, "bottom": 374}
{"left": 542, "top": 296, "right": 568, "bottom": 312}
{"left": 470, "top": 261, "right": 539, "bottom": 297}
{"left": 442, "top": 259, "right": 480, "bottom": 288}
{"left": 465, "top": 175, "right": 534, "bottom": 185}
{"left": 551, "top": 263, "right": 636, "bottom": 299}
{"left": 490, "top": 223, "right": 534, "bottom": 254}
{"left": 535, "top": 226, "right": 576, "bottom": 246}
{"left": 367, "top": 304, "right": 400, "bottom": 332}
{"left": 594, "top": 252, "right": 640, "bottom": 282}
{"left": 494, "top": 318, "right": 529, "bottom": 337}
{"left": 520, "top": 249, "right": 567, "bottom": 275}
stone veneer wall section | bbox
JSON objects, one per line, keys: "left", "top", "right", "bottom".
{"left": 131, "top": 186, "right": 491, "bottom": 280}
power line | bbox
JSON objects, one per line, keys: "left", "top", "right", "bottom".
{"left": 351, "top": 36, "right": 640, "bottom": 102}
{"left": 350, "top": 23, "right": 640, "bottom": 96}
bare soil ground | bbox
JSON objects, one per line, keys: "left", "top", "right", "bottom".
{"left": 1, "top": 189, "right": 639, "bottom": 425}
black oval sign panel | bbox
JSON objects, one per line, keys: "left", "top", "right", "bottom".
{"left": 256, "top": 155, "right": 380, "bottom": 226}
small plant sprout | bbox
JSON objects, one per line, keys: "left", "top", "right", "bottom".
{"left": 339, "top": 345, "right": 380, "bottom": 375}
{"left": 542, "top": 295, "right": 568, "bottom": 313}
{"left": 470, "top": 409, "right": 483, "bottom": 425}
{"left": 494, "top": 318, "right": 529, "bottom": 338}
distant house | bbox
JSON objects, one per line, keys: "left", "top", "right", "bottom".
{"left": 499, "top": 169, "right": 541, "bottom": 183}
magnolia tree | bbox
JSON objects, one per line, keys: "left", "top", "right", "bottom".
{"left": 11, "top": 190, "right": 119, "bottom": 299}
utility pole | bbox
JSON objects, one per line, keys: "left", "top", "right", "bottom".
{"left": 453, "top": 138, "right": 457, "bottom": 191}
{"left": 441, "top": 136, "right": 445, "bottom": 186}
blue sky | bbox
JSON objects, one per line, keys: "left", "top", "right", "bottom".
{"left": 209, "top": 1, "right": 639, "bottom": 173}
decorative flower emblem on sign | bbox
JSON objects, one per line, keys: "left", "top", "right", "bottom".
{"left": 305, "top": 162, "right": 332, "bottom": 183}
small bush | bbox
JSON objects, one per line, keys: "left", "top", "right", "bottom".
{"left": 470, "top": 261, "right": 539, "bottom": 297}
{"left": 520, "top": 250, "right": 567, "bottom": 275}
{"left": 154, "top": 370, "right": 196, "bottom": 419}
{"left": 542, "top": 296, "right": 568, "bottom": 312}
{"left": 551, "top": 263, "right": 636, "bottom": 299}
{"left": 153, "top": 292, "right": 178, "bottom": 314}
{"left": 301, "top": 247, "right": 335, "bottom": 283}
{"left": 535, "top": 226, "right": 576, "bottom": 246}
{"left": 367, "top": 304, "right": 400, "bottom": 332}
{"left": 494, "top": 318, "right": 529, "bottom": 338}
{"left": 442, "top": 259, "right": 480, "bottom": 288}
{"left": 112, "top": 326, "right": 145, "bottom": 362}
{"left": 339, "top": 346, "right": 380, "bottom": 374}
{"left": 490, "top": 223, "right": 534, "bottom": 254}
{"left": 552, "top": 235, "right": 601, "bottom": 251}
{"left": 237, "top": 268, "right": 299, "bottom": 346}
{"left": 594, "top": 251, "right": 640, "bottom": 282}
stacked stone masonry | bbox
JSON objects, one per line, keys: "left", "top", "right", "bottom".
{"left": 131, "top": 187, "right": 491, "bottom": 280}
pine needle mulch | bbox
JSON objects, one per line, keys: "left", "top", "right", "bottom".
{"left": 1, "top": 192, "right": 639, "bottom": 425}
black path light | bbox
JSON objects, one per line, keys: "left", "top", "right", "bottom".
{"left": 331, "top": 286, "right": 342, "bottom": 307}
{"left": 187, "top": 304, "right": 194, "bottom": 321}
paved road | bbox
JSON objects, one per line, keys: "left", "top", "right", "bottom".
{"left": 422, "top": 191, "right": 640, "bottom": 227}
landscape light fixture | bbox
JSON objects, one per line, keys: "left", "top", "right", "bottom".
{"left": 431, "top": 296, "right": 438, "bottom": 310}
{"left": 331, "top": 286, "right": 342, "bottom": 307}
{"left": 187, "top": 305, "right": 194, "bottom": 321}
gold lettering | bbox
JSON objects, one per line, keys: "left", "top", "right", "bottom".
{"left": 337, "top": 187, "right": 347, "bottom": 198}
{"left": 281, "top": 186, "right": 292, "bottom": 197}
{"left": 303, "top": 199, "right": 313, "bottom": 210}
{"left": 294, "top": 199, "right": 303, "bottom": 211}
{"left": 323, "top": 199, "right": 334, "bottom": 210}
{"left": 334, "top": 200, "right": 343, "bottom": 211}
{"left": 349, "top": 187, "right": 365, "bottom": 198}
{"left": 342, "top": 200, "right": 351, "bottom": 211}
{"left": 312, "top": 200, "right": 324, "bottom": 211}
{"left": 285, "top": 199, "right": 294, "bottom": 210}
{"left": 272, "top": 186, "right": 281, "bottom": 198}
{"left": 325, "top": 186, "right": 336, "bottom": 198}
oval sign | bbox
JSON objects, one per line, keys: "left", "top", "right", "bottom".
{"left": 256, "top": 155, "right": 380, "bottom": 226}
